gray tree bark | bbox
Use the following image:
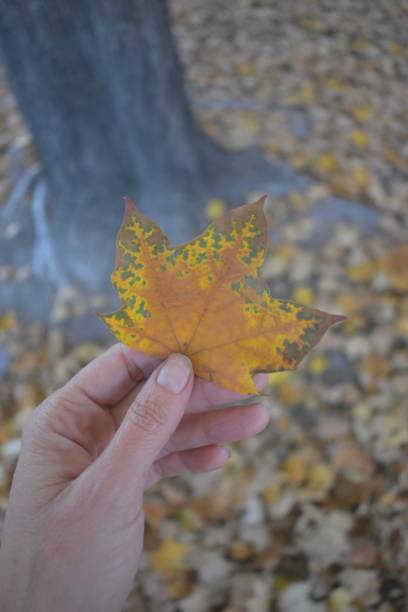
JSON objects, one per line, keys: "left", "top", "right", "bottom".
{"left": 0, "top": 0, "right": 306, "bottom": 300}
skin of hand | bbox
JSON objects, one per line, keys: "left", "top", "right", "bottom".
{"left": 0, "top": 344, "right": 269, "bottom": 612}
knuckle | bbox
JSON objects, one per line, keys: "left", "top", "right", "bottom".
{"left": 21, "top": 411, "right": 36, "bottom": 442}
{"left": 20, "top": 397, "right": 52, "bottom": 442}
{"left": 128, "top": 395, "right": 167, "bottom": 435}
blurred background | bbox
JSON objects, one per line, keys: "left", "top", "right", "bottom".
{"left": 0, "top": 1, "right": 407, "bottom": 610}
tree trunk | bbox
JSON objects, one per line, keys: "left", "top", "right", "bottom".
{"left": 0, "top": 0, "right": 307, "bottom": 299}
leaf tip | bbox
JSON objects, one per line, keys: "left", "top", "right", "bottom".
{"left": 327, "top": 313, "right": 347, "bottom": 327}
{"left": 254, "top": 193, "right": 268, "bottom": 207}
{"left": 123, "top": 196, "right": 139, "bottom": 221}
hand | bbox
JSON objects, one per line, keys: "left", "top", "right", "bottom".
{"left": 0, "top": 344, "right": 268, "bottom": 612}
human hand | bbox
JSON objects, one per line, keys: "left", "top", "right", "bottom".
{"left": 0, "top": 344, "right": 269, "bottom": 612}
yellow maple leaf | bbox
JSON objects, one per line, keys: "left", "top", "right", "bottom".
{"left": 101, "top": 198, "right": 344, "bottom": 393}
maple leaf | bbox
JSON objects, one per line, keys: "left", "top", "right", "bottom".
{"left": 100, "top": 197, "right": 344, "bottom": 393}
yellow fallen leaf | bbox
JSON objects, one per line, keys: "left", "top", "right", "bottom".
{"left": 298, "top": 17, "right": 327, "bottom": 33}
{"left": 349, "top": 245, "right": 408, "bottom": 292}
{"left": 347, "top": 260, "right": 375, "bottom": 283}
{"left": 0, "top": 311, "right": 17, "bottom": 333}
{"left": 242, "top": 113, "right": 261, "bottom": 134}
{"left": 382, "top": 146, "right": 408, "bottom": 171}
{"left": 335, "top": 293, "right": 362, "bottom": 315}
{"left": 262, "top": 481, "right": 282, "bottom": 504}
{"left": 293, "top": 286, "right": 315, "bottom": 306}
{"left": 291, "top": 151, "right": 310, "bottom": 168}
{"left": 289, "top": 192, "right": 306, "bottom": 210}
{"left": 316, "top": 153, "right": 340, "bottom": 174}
{"left": 205, "top": 198, "right": 226, "bottom": 221}
{"left": 275, "top": 576, "right": 294, "bottom": 594}
{"left": 168, "top": 574, "right": 195, "bottom": 600}
{"left": 352, "top": 38, "right": 368, "bottom": 53}
{"left": 388, "top": 41, "right": 405, "bottom": 55}
{"left": 326, "top": 77, "right": 347, "bottom": 92}
{"left": 177, "top": 507, "right": 198, "bottom": 532}
{"left": 298, "top": 82, "right": 315, "bottom": 104}
{"left": 203, "top": 120, "right": 218, "bottom": 137}
{"left": 277, "top": 381, "right": 303, "bottom": 406}
{"left": 395, "top": 316, "right": 408, "bottom": 339}
{"left": 350, "top": 105, "right": 373, "bottom": 124}
{"left": 351, "top": 164, "right": 372, "bottom": 192}
{"left": 328, "top": 587, "right": 353, "bottom": 611}
{"left": 150, "top": 539, "right": 189, "bottom": 578}
{"left": 306, "top": 463, "right": 335, "bottom": 494}
{"left": 228, "top": 540, "right": 254, "bottom": 561}
{"left": 282, "top": 453, "right": 307, "bottom": 486}
{"left": 237, "top": 61, "right": 256, "bottom": 77}
{"left": 350, "top": 129, "right": 369, "bottom": 149}
{"left": 287, "top": 82, "right": 315, "bottom": 105}
{"left": 273, "top": 243, "right": 299, "bottom": 264}
{"left": 308, "top": 354, "right": 328, "bottom": 375}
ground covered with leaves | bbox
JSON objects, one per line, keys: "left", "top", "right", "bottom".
{"left": 1, "top": 1, "right": 407, "bottom": 610}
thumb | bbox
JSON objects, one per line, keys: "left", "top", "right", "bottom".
{"left": 105, "top": 353, "right": 193, "bottom": 479}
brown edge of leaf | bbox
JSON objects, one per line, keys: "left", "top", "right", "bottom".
{"left": 121, "top": 194, "right": 269, "bottom": 248}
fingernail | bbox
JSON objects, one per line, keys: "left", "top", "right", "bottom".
{"left": 222, "top": 447, "right": 231, "bottom": 460}
{"left": 157, "top": 354, "right": 192, "bottom": 393}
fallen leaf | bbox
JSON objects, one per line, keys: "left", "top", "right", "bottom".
{"left": 287, "top": 82, "right": 315, "bottom": 105}
{"left": 227, "top": 540, "right": 254, "bottom": 561}
{"left": 241, "top": 113, "right": 261, "bottom": 134}
{"left": 350, "top": 105, "right": 374, "bottom": 123}
{"left": 0, "top": 312, "right": 17, "bottom": 334}
{"left": 305, "top": 463, "right": 335, "bottom": 496}
{"left": 325, "top": 77, "right": 348, "bottom": 92}
{"left": 205, "top": 198, "right": 226, "bottom": 221}
{"left": 315, "top": 153, "right": 340, "bottom": 174}
{"left": 308, "top": 354, "right": 328, "bottom": 375}
{"left": 282, "top": 452, "right": 307, "bottom": 486}
{"left": 328, "top": 587, "right": 353, "bottom": 611}
{"left": 298, "top": 17, "right": 328, "bottom": 33}
{"left": 150, "top": 538, "right": 190, "bottom": 578}
{"left": 350, "top": 129, "right": 369, "bottom": 149}
{"left": 101, "top": 198, "right": 344, "bottom": 393}
{"left": 351, "top": 164, "right": 372, "bottom": 193}
{"left": 237, "top": 61, "right": 256, "bottom": 77}
{"left": 349, "top": 245, "right": 408, "bottom": 293}
{"left": 293, "top": 286, "right": 315, "bottom": 307}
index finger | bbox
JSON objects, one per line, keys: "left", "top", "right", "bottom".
{"left": 187, "top": 372, "right": 268, "bottom": 413}
{"left": 67, "top": 344, "right": 267, "bottom": 411}
{"left": 64, "top": 344, "right": 160, "bottom": 406}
